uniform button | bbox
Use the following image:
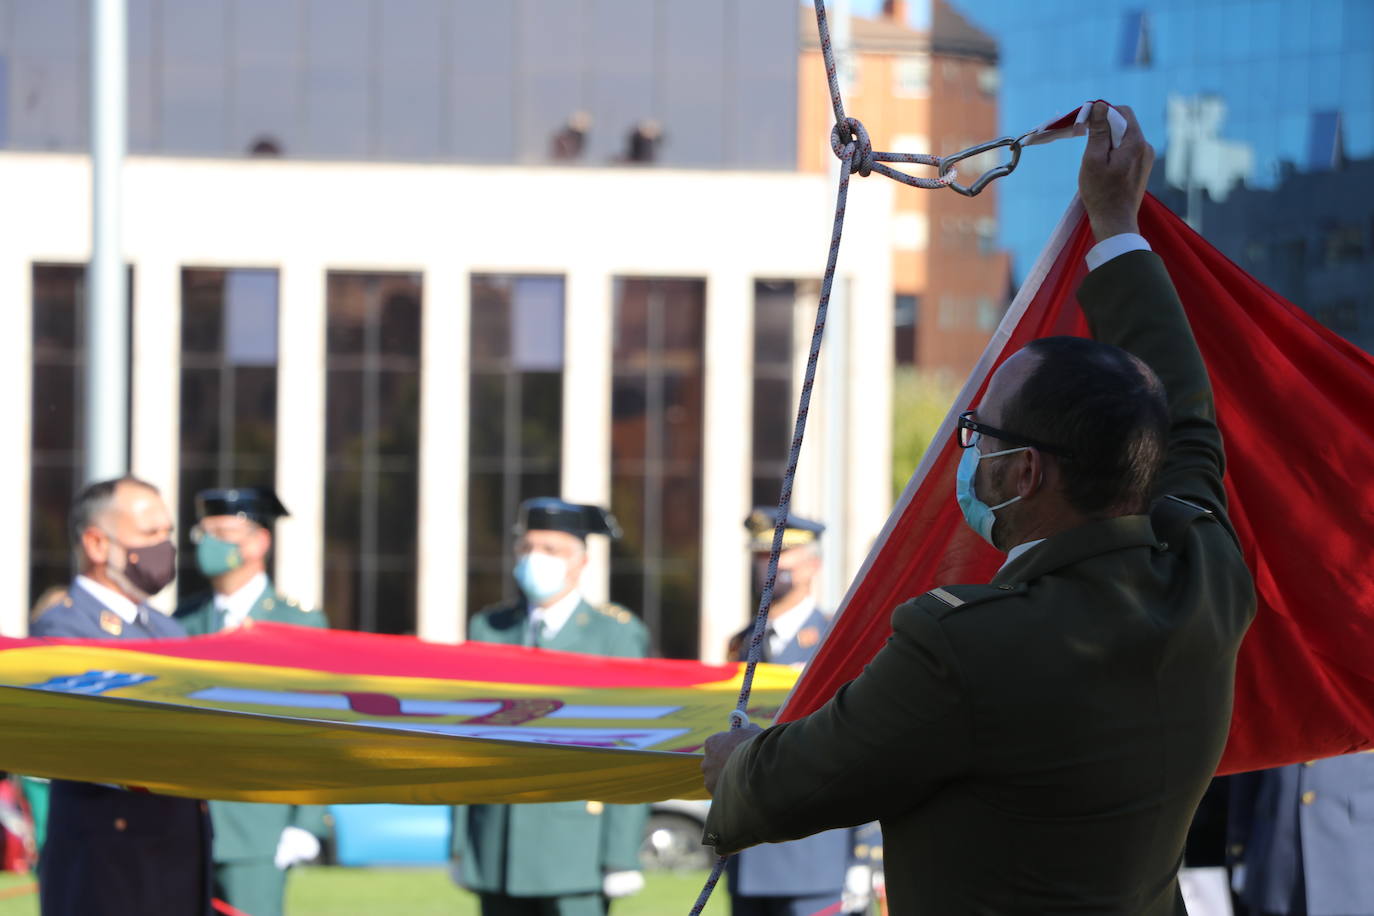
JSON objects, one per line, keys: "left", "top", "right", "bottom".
{"left": 113, "top": 818, "right": 127, "bottom": 831}
{"left": 704, "top": 833, "right": 719, "bottom": 845}
{"left": 1301, "top": 790, "right": 1317, "bottom": 805}
{"left": 997, "top": 585, "right": 1013, "bottom": 590}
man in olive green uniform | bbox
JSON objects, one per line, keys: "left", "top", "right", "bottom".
{"left": 175, "top": 488, "right": 328, "bottom": 916}
{"left": 453, "top": 498, "right": 649, "bottom": 916}
{"left": 702, "top": 104, "right": 1257, "bottom": 915}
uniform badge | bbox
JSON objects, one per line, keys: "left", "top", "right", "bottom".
{"left": 797, "top": 626, "right": 819, "bottom": 649}
{"left": 99, "top": 610, "right": 124, "bottom": 636}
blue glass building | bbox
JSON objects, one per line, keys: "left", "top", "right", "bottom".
{"left": 949, "top": 0, "right": 1374, "bottom": 294}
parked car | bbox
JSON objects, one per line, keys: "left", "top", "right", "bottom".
{"left": 327, "top": 799, "right": 713, "bottom": 871}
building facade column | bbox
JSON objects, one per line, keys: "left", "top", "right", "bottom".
{"left": 416, "top": 262, "right": 468, "bottom": 643}
{"left": 699, "top": 271, "right": 753, "bottom": 664}
{"left": 1, "top": 259, "right": 33, "bottom": 635}
{"left": 561, "top": 268, "right": 613, "bottom": 608}
{"left": 275, "top": 261, "right": 326, "bottom": 613}
{"left": 130, "top": 254, "right": 181, "bottom": 613}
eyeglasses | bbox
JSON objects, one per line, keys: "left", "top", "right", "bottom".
{"left": 956, "top": 410, "right": 1074, "bottom": 459}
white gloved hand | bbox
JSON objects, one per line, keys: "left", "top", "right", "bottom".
{"left": 274, "top": 825, "right": 321, "bottom": 870}
{"left": 1231, "top": 863, "right": 1247, "bottom": 895}
{"left": 842, "top": 864, "right": 874, "bottom": 914}
{"left": 602, "top": 870, "right": 646, "bottom": 898}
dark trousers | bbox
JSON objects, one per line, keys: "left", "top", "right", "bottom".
{"left": 478, "top": 892, "right": 607, "bottom": 916}
{"left": 730, "top": 892, "right": 845, "bottom": 916}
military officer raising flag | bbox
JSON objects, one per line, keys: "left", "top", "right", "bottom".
{"left": 453, "top": 497, "right": 650, "bottom": 916}
{"left": 175, "top": 487, "right": 329, "bottom": 916}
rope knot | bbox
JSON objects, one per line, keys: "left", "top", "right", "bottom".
{"left": 830, "top": 117, "right": 873, "bottom": 177}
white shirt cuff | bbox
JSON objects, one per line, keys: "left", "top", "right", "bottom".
{"left": 1085, "top": 233, "right": 1151, "bottom": 271}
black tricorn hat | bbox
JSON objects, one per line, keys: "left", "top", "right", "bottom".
{"left": 195, "top": 487, "right": 290, "bottom": 527}
{"left": 515, "top": 497, "right": 621, "bottom": 540}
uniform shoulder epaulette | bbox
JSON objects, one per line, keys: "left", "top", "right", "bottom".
{"left": 918, "top": 583, "right": 1023, "bottom": 613}
{"left": 280, "top": 594, "right": 314, "bottom": 612}
{"left": 596, "top": 602, "right": 636, "bottom": 625}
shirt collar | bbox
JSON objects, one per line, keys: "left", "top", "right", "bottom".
{"left": 75, "top": 574, "right": 141, "bottom": 625}
{"left": 769, "top": 595, "right": 817, "bottom": 647}
{"left": 529, "top": 589, "right": 583, "bottom": 642}
{"left": 214, "top": 572, "right": 269, "bottom": 630}
{"left": 997, "top": 538, "right": 1046, "bottom": 573}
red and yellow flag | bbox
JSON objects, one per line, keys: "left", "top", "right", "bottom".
{"left": 0, "top": 623, "right": 796, "bottom": 804}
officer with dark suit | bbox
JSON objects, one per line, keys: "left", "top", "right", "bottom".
{"left": 174, "top": 487, "right": 328, "bottom": 916}
{"left": 30, "top": 476, "right": 213, "bottom": 916}
{"left": 1228, "top": 754, "right": 1374, "bottom": 916}
{"left": 700, "top": 104, "right": 1257, "bottom": 914}
{"left": 727, "top": 509, "right": 880, "bottom": 916}
{"left": 453, "top": 498, "right": 650, "bottom": 916}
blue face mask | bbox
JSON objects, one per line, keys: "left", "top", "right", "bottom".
{"left": 955, "top": 445, "right": 1028, "bottom": 546}
{"left": 513, "top": 552, "right": 569, "bottom": 604}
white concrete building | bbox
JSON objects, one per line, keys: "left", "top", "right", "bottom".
{"left": 2, "top": 153, "right": 896, "bottom": 662}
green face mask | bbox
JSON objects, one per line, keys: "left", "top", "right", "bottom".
{"left": 195, "top": 534, "right": 245, "bottom": 578}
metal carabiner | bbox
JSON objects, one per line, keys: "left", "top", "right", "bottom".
{"left": 938, "top": 136, "right": 1023, "bottom": 197}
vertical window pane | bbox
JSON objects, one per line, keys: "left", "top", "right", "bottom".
{"left": 160, "top": 0, "right": 229, "bottom": 153}
{"left": 377, "top": 0, "right": 444, "bottom": 159}
{"left": 303, "top": 0, "right": 370, "bottom": 158}
{"left": 28, "top": 264, "right": 132, "bottom": 608}
{"left": 325, "top": 272, "right": 422, "bottom": 632}
{"left": 465, "top": 275, "right": 565, "bottom": 616}
{"left": 177, "top": 268, "right": 280, "bottom": 599}
{"left": 610, "top": 277, "right": 704, "bottom": 658}
{"left": 231, "top": 0, "right": 302, "bottom": 154}
{"left": 752, "top": 280, "right": 807, "bottom": 510}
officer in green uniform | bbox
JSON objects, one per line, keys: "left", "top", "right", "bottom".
{"left": 453, "top": 498, "right": 650, "bottom": 916}
{"left": 175, "top": 487, "right": 329, "bottom": 916}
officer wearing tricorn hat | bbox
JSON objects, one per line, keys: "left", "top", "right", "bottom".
{"left": 727, "top": 508, "right": 881, "bottom": 916}
{"left": 453, "top": 497, "right": 650, "bottom": 915}
{"left": 174, "top": 487, "right": 327, "bottom": 916}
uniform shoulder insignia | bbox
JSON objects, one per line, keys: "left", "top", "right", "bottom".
{"left": 597, "top": 603, "right": 635, "bottom": 624}
{"left": 921, "top": 583, "right": 1020, "bottom": 612}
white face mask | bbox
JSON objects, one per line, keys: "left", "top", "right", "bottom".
{"left": 513, "top": 552, "right": 569, "bottom": 604}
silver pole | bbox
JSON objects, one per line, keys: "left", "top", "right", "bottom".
{"left": 86, "top": 0, "right": 129, "bottom": 481}
{"left": 822, "top": 0, "right": 851, "bottom": 613}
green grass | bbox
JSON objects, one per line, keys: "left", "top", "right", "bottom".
{"left": 0, "top": 867, "right": 728, "bottom": 916}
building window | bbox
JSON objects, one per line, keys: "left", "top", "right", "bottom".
{"left": 977, "top": 66, "right": 1000, "bottom": 97}
{"left": 323, "top": 272, "right": 422, "bottom": 633}
{"left": 1307, "top": 111, "right": 1344, "bottom": 171}
{"left": 1118, "top": 11, "right": 1152, "bottom": 68}
{"left": 1313, "top": 299, "right": 1359, "bottom": 334}
{"left": 610, "top": 278, "right": 705, "bottom": 658}
{"left": 466, "top": 274, "right": 565, "bottom": 616}
{"left": 894, "top": 293, "right": 918, "bottom": 366}
{"left": 752, "top": 281, "right": 799, "bottom": 508}
{"left": 893, "top": 55, "right": 930, "bottom": 97}
{"left": 177, "top": 269, "right": 280, "bottom": 600}
{"left": 28, "top": 265, "right": 131, "bottom": 608}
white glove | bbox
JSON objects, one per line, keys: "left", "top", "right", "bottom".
{"left": 1230, "top": 863, "right": 1246, "bottom": 895}
{"left": 274, "top": 825, "right": 321, "bottom": 870}
{"left": 842, "top": 864, "right": 874, "bottom": 914}
{"left": 602, "top": 870, "right": 646, "bottom": 898}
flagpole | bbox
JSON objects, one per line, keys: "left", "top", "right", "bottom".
{"left": 86, "top": 0, "right": 129, "bottom": 482}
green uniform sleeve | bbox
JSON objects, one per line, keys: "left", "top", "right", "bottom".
{"left": 703, "top": 598, "right": 971, "bottom": 854}
{"left": 1077, "top": 250, "right": 1230, "bottom": 527}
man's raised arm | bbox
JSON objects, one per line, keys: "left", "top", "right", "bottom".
{"left": 1074, "top": 103, "right": 1230, "bottom": 521}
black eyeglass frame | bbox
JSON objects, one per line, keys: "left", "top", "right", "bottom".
{"left": 956, "top": 410, "right": 1074, "bottom": 459}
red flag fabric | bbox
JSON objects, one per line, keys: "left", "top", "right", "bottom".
{"left": 781, "top": 194, "right": 1374, "bottom": 775}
